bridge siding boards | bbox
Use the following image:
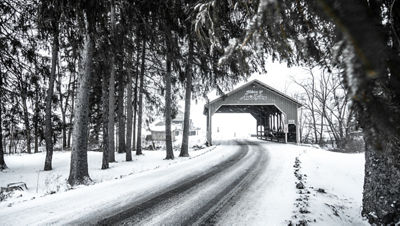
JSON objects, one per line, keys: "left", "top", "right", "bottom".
{"left": 204, "top": 80, "right": 301, "bottom": 145}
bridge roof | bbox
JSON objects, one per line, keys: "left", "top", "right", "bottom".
{"left": 204, "top": 79, "right": 301, "bottom": 115}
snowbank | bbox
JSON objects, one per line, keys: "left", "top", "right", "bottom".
{"left": 299, "top": 147, "right": 368, "bottom": 225}
{"left": 0, "top": 145, "right": 215, "bottom": 209}
{"left": 260, "top": 140, "right": 368, "bottom": 225}
{"left": 240, "top": 139, "right": 368, "bottom": 225}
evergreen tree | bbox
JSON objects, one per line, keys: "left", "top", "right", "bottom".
{"left": 107, "top": 0, "right": 117, "bottom": 162}
{"left": 68, "top": 0, "right": 105, "bottom": 186}
{"left": 37, "top": 0, "right": 62, "bottom": 171}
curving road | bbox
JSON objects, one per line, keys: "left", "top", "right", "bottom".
{"left": 84, "top": 139, "right": 270, "bottom": 226}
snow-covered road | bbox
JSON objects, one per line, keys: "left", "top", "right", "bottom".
{"left": 95, "top": 140, "right": 270, "bottom": 225}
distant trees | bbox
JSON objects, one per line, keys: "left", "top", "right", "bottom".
{"left": 294, "top": 68, "right": 354, "bottom": 149}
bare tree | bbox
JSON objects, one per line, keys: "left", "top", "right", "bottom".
{"left": 294, "top": 69, "right": 320, "bottom": 143}
{"left": 322, "top": 72, "right": 353, "bottom": 149}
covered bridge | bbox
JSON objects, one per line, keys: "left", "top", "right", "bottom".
{"left": 204, "top": 79, "right": 301, "bottom": 145}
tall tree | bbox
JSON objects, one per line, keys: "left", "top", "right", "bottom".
{"left": 125, "top": 46, "right": 134, "bottom": 161}
{"left": 68, "top": 31, "right": 94, "bottom": 185}
{"left": 131, "top": 28, "right": 141, "bottom": 156}
{"left": 68, "top": 0, "right": 101, "bottom": 185}
{"left": 101, "top": 56, "right": 110, "bottom": 169}
{"left": 33, "top": 74, "right": 41, "bottom": 153}
{"left": 164, "top": 8, "right": 174, "bottom": 160}
{"left": 39, "top": 0, "right": 61, "bottom": 171}
{"left": 0, "top": 67, "right": 7, "bottom": 170}
{"left": 19, "top": 75, "right": 32, "bottom": 154}
{"left": 136, "top": 37, "right": 146, "bottom": 156}
{"left": 107, "top": 0, "right": 116, "bottom": 162}
{"left": 116, "top": 13, "right": 126, "bottom": 154}
{"left": 179, "top": 38, "right": 194, "bottom": 157}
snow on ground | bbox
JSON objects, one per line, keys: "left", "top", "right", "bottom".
{"left": 256, "top": 140, "right": 368, "bottom": 225}
{"left": 0, "top": 144, "right": 239, "bottom": 225}
{"left": 299, "top": 145, "right": 368, "bottom": 225}
{"left": 0, "top": 138, "right": 369, "bottom": 225}
{"left": 219, "top": 138, "right": 368, "bottom": 226}
{"left": 0, "top": 142, "right": 213, "bottom": 209}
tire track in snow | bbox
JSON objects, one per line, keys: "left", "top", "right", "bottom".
{"left": 189, "top": 141, "right": 268, "bottom": 225}
{"left": 91, "top": 140, "right": 266, "bottom": 225}
{"left": 91, "top": 140, "right": 255, "bottom": 225}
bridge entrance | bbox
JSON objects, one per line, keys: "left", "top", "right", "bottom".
{"left": 204, "top": 80, "right": 301, "bottom": 145}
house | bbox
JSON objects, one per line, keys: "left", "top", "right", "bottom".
{"left": 149, "top": 111, "right": 201, "bottom": 141}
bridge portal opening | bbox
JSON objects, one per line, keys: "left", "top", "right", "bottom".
{"left": 212, "top": 113, "right": 256, "bottom": 140}
{"left": 204, "top": 80, "right": 301, "bottom": 146}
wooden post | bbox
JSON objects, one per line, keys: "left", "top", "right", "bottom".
{"left": 206, "top": 106, "right": 212, "bottom": 146}
{"left": 261, "top": 115, "right": 264, "bottom": 139}
{"left": 284, "top": 131, "right": 288, "bottom": 143}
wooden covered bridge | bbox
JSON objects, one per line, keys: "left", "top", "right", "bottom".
{"left": 204, "top": 80, "right": 301, "bottom": 145}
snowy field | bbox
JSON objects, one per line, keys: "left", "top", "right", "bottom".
{"left": 0, "top": 139, "right": 369, "bottom": 225}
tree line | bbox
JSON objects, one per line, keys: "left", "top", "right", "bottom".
{"left": 1, "top": 0, "right": 400, "bottom": 224}
{"left": 0, "top": 0, "right": 250, "bottom": 179}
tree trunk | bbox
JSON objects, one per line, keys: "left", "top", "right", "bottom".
{"left": 179, "top": 38, "right": 193, "bottom": 157}
{"left": 164, "top": 24, "right": 174, "bottom": 160}
{"left": 125, "top": 53, "right": 133, "bottom": 161}
{"left": 131, "top": 28, "right": 141, "bottom": 155}
{"left": 67, "top": 68, "right": 76, "bottom": 148}
{"left": 108, "top": 1, "right": 116, "bottom": 162}
{"left": 132, "top": 36, "right": 140, "bottom": 155}
{"left": 44, "top": 30, "right": 59, "bottom": 171}
{"left": 68, "top": 31, "right": 93, "bottom": 186}
{"left": 0, "top": 108, "right": 5, "bottom": 170}
{"left": 362, "top": 135, "right": 400, "bottom": 224}
{"left": 101, "top": 67, "right": 109, "bottom": 169}
{"left": 58, "top": 69, "right": 70, "bottom": 150}
{"left": 34, "top": 80, "right": 39, "bottom": 153}
{"left": 0, "top": 71, "right": 7, "bottom": 170}
{"left": 117, "top": 72, "right": 125, "bottom": 154}
{"left": 136, "top": 38, "right": 146, "bottom": 156}
{"left": 319, "top": 108, "right": 324, "bottom": 145}
{"left": 314, "top": 2, "right": 400, "bottom": 223}
{"left": 21, "top": 92, "right": 31, "bottom": 154}
{"left": 9, "top": 124, "right": 13, "bottom": 154}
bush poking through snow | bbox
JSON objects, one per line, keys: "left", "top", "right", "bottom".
{"left": 296, "top": 182, "right": 305, "bottom": 190}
